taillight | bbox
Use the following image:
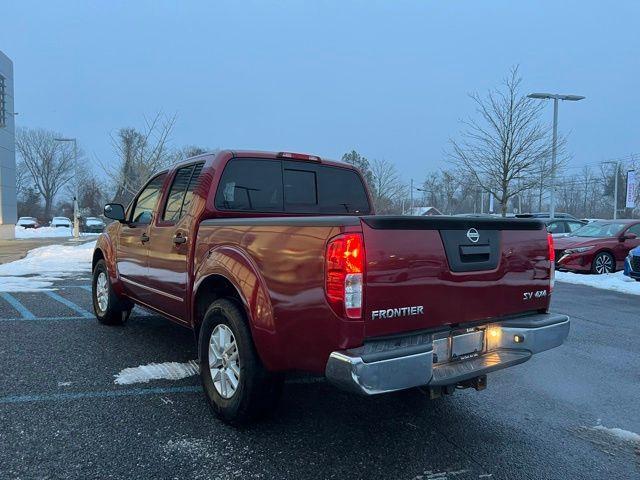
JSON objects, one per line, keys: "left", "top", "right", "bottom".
{"left": 325, "top": 233, "right": 364, "bottom": 319}
{"left": 548, "top": 233, "right": 555, "bottom": 292}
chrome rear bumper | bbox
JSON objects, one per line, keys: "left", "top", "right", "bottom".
{"left": 325, "top": 312, "right": 569, "bottom": 395}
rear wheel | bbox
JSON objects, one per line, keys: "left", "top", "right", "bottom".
{"left": 591, "top": 252, "right": 615, "bottom": 274}
{"left": 92, "top": 259, "right": 131, "bottom": 325}
{"left": 199, "top": 299, "right": 283, "bottom": 425}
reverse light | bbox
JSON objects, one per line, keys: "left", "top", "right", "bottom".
{"left": 548, "top": 234, "right": 555, "bottom": 292}
{"left": 325, "top": 233, "right": 365, "bottom": 319}
{"left": 486, "top": 326, "right": 502, "bottom": 351}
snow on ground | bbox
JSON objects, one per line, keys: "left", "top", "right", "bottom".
{"left": 591, "top": 425, "right": 640, "bottom": 443}
{"left": 114, "top": 361, "right": 199, "bottom": 385}
{"left": 0, "top": 241, "right": 96, "bottom": 291}
{"left": 14, "top": 226, "right": 99, "bottom": 239}
{"left": 556, "top": 270, "right": 639, "bottom": 296}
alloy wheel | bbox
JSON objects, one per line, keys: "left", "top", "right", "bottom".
{"left": 96, "top": 272, "right": 109, "bottom": 313}
{"left": 595, "top": 254, "right": 613, "bottom": 274}
{"left": 209, "top": 324, "right": 241, "bottom": 399}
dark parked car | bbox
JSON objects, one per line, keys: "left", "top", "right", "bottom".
{"left": 83, "top": 217, "right": 106, "bottom": 233}
{"left": 516, "top": 212, "right": 577, "bottom": 219}
{"left": 16, "top": 217, "right": 39, "bottom": 229}
{"left": 623, "top": 246, "right": 640, "bottom": 281}
{"left": 554, "top": 220, "right": 640, "bottom": 274}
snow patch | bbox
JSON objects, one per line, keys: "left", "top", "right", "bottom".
{"left": 114, "top": 361, "right": 199, "bottom": 385}
{"left": 0, "top": 241, "right": 95, "bottom": 292}
{"left": 556, "top": 270, "right": 639, "bottom": 296}
{"left": 591, "top": 425, "right": 640, "bottom": 443}
{"left": 14, "top": 226, "right": 99, "bottom": 239}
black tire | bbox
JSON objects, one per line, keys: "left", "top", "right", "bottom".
{"left": 199, "top": 299, "right": 283, "bottom": 425}
{"left": 591, "top": 252, "right": 615, "bottom": 274}
{"left": 92, "top": 259, "right": 132, "bottom": 325}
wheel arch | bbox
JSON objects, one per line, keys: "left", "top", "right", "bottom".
{"left": 191, "top": 245, "right": 282, "bottom": 371}
{"left": 92, "top": 234, "right": 126, "bottom": 296}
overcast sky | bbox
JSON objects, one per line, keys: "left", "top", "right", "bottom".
{"left": 2, "top": 0, "right": 639, "bottom": 183}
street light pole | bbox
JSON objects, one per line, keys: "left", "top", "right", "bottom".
{"left": 527, "top": 93, "right": 585, "bottom": 218}
{"left": 550, "top": 97, "right": 558, "bottom": 219}
{"left": 409, "top": 178, "right": 414, "bottom": 215}
{"left": 603, "top": 161, "right": 620, "bottom": 219}
{"left": 54, "top": 137, "right": 79, "bottom": 239}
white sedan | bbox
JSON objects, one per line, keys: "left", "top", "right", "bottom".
{"left": 51, "top": 216, "right": 72, "bottom": 228}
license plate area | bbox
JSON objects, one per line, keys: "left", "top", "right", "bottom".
{"left": 433, "top": 329, "right": 485, "bottom": 364}
{"left": 451, "top": 330, "right": 484, "bottom": 360}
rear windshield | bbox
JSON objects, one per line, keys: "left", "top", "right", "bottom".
{"left": 214, "top": 158, "right": 371, "bottom": 214}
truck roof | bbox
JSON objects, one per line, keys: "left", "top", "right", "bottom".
{"left": 170, "top": 149, "right": 353, "bottom": 171}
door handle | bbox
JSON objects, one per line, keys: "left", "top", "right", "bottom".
{"left": 140, "top": 233, "right": 150, "bottom": 243}
{"left": 173, "top": 234, "right": 187, "bottom": 245}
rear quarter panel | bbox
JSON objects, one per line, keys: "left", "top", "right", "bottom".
{"left": 193, "top": 221, "right": 365, "bottom": 373}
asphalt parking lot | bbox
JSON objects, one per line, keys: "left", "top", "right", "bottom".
{"left": 0, "top": 278, "right": 638, "bottom": 480}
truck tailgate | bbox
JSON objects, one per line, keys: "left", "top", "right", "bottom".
{"left": 360, "top": 216, "right": 551, "bottom": 338}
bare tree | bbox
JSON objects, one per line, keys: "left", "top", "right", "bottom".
{"left": 369, "top": 158, "right": 403, "bottom": 213}
{"left": 101, "top": 113, "right": 179, "bottom": 205}
{"left": 181, "top": 145, "right": 213, "bottom": 159}
{"left": 15, "top": 160, "right": 30, "bottom": 198}
{"left": 15, "top": 127, "right": 75, "bottom": 219}
{"left": 450, "top": 66, "right": 563, "bottom": 216}
{"left": 341, "top": 150, "right": 374, "bottom": 188}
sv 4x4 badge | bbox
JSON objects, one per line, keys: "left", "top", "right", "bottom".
{"left": 523, "top": 290, "right": 547, "bottom": 301}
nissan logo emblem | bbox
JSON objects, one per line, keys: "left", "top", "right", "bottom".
{"left": 467, "top": 228, "right": 480, "bottom": 243}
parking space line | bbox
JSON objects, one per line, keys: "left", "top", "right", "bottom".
{"left": 44, "top": 291, "right": 93, "bottom": 318}
{"left": 0, "top": 293, "right": 36, "bottom": 320}
{"left": 78, "top": 285, "right": 92, "bottom": 292}
{"left": 0, "top": 385, "right": 203, "bottom": 404}
{"left": 0, "top": 312, "right": 153, "bottom": 322}
{"left": 0, "top": 315, "right": 93, "bottom": 322}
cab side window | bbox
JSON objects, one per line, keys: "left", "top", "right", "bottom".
{"left": 130, "top": 174, "right": 167, "bottom": 225}
{"left": 626, "top": 224, "right": 640, "bottom": 236}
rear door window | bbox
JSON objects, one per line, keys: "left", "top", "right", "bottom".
{"left": 163, "top": 163, "right": 204, "bottom": 221}
{"left": 180, "top": 163, "right": 204, "bottom": 216}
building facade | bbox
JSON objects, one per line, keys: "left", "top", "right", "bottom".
{"left": 0, "top": 50, "right": 16, "bottom": 239}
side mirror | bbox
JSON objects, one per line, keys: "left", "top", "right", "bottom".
{"left": 104, "top": 203, "right": 126, "bottom": 222}
{"left": 620, "top": 233, "right": 637, "bottom": 242}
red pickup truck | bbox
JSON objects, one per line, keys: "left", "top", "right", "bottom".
{"left": 94, "top": 149, "right": 569, "bottom": 424}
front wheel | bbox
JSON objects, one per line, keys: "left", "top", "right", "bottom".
{"left": 199, "top": 299, "right": 283, "bottom": 425}
{"left": 591, "top": 252, "right": 615, "bottom": 274}
{"left": 92, "top": 259, "right": 132, "bottom": 325}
